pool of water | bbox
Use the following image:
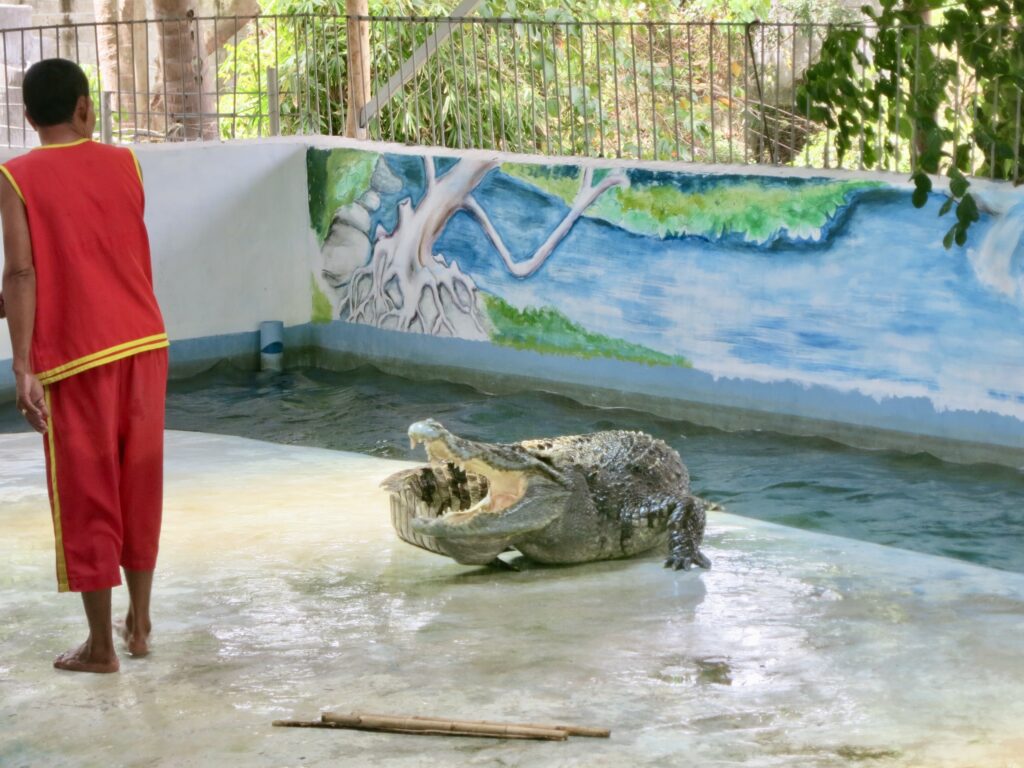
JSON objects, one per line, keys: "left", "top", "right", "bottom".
{"left": 3, "top": 363, "right": 1022, "bottom": 572}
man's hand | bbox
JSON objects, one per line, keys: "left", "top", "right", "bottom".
{"left": 15, "top": 370, "right": 48, "bottom": 433}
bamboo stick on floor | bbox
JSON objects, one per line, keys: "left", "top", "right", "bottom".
{"left": 353, "top": 711, "right": 611, "bottom": 738}
{"left": 273, "top": 720, "right": 343, "bottom": 729}
{"left": 320, "top": 712, "right": 569, "bottom": 740}
{"left": 272, "top": 719, "right": 564, "bottom": 740}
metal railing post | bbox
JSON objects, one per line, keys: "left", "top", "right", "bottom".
{"left": 267, "top": 66, "right": 280, "bottom": 136}
{"left": 100, "top": 90, "right": 113, "bottom": 143}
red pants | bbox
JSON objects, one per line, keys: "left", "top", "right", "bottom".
{"left": 42, "top": 349, "right": 167, "bottom": 593}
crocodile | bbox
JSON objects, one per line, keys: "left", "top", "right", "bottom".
{"left": 381, "top": 419, "right": 712, "bottom": 571}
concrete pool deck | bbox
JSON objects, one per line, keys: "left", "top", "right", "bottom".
{"left": 1, "top": 430, "right": 1022, "bottom": 767}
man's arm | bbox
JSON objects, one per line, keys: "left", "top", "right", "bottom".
{"left": 1, "top": 174, "right": 48, "bottom": 433}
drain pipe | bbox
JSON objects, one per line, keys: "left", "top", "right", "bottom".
{"left": 259, "top": 321, "right": 284, "bottom": 372}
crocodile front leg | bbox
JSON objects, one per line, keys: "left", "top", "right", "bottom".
{"left": 664, "top": 496, "right": 712, "bottom": 571}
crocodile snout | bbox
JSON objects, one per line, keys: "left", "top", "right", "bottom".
{"left": 408, "top": 419, "right": 447, "bottom": 449}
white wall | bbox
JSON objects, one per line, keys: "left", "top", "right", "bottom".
{"left": 140, "top": 140, "right": 313, "bottom": 339}
{"left": 0, "top": 138, "right": 314, "bottom": 364}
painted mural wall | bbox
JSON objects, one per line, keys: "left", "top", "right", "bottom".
{"left": 308, "top": 146, "right": 1024, "bottom": 429}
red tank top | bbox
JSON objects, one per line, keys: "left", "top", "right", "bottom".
{"left": 1, "top": 139, "right": 167, "bottom": 385}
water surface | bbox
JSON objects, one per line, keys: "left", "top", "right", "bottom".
{"left": 3, "top": 363, "right": 1020, "bottom": 571}
{"left": 162, "top": 365, "right": 1024, "bottom": 574}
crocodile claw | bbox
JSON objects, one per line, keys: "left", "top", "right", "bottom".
{"left": 664, "top": 548, "right": 711, "bottom": 571}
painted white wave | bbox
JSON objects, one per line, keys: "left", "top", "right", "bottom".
{"left": 968, "top": 199, "right": 1024, "bottom": 304}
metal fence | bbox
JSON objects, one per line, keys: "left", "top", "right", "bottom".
{"left": 0, "top": 14, "right": 1020, "bottom": 180}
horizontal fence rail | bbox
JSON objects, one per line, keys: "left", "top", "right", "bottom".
{"left": 0, "top": 14, "right": 1020, "bottom": 181}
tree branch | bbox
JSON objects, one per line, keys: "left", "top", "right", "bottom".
{"left": 462, "top": 194, "right": 518, "bottom": 273}
{"left": 467, "top": 168, "right": 628, "bottom": 279}
{"left": 424, "top": 156, "right": 437, "bottom": 190}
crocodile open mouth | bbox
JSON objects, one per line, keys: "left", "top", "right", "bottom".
{"left": 385, "top": 419, "right": 577, "bottom": 565}
{"left": 411, "top": 435, "right": 528, "bottom": 519}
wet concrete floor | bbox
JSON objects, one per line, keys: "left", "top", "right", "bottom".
{"left": 1, "top": 431, "right": 1022, "bottom": 767}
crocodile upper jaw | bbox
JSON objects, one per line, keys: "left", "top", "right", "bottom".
{"left": 414, "top": 438, "right": 528, "bottom": 517}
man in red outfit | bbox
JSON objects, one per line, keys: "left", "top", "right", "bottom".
{"left": 0, "top": 59, "right": 168, "bottom": 673}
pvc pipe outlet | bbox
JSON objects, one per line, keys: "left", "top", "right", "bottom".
{"left": 259, "top": 320, "right": 284, "bottom": 372}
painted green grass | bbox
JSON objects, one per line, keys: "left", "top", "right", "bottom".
{"left": 307, "top": 148, "right": 379, "bottom": 244}
{"left": 484, "top": 294, "right": 691, "bottom": 368}
{"left": 594, "top": 179, "right": 880, "bottom": 242}
{"left": 502, "top": 163, "right": 882, "bottom": 243}
{"left": 501, "top": 162, "right": 586, "bottom": 203}
{"left": 311, "top": 276, "right": 333, "bottom": 324}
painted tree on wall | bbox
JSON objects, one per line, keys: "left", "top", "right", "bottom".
{"left": 345, "top": 157, "right": 628, "bottom": 339}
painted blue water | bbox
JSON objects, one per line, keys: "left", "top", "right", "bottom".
{"left": 376, "top": 156, "right": 1024, "bottom": 423}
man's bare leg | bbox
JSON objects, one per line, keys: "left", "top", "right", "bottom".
{"left": 119, "top": 569, "right": 153, "bottom": 657}
{"left": 54, "top": 588, "right": 119, "bottom": 673}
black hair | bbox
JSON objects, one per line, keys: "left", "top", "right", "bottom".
{"left": 23, "top": 58, "right": 90, "bottom": 127}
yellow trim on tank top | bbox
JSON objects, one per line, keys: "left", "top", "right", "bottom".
{"left": 128, "top": 148, "right": 143, "bottom": 183}
{"left": 0, "top": 165, "right": 25, "bottom": 204}
{"left": 31, "top": 137, "right": 92, "bottom": 150}
{"left": 39, "top": 341, "right": 170, "bottom": 386}
{"left": 36, "top": 333, "right": 169, "bottom": 385}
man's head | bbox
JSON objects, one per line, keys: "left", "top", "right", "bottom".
{"left": 23, "top": 58, "right": 94, "bottom": 135}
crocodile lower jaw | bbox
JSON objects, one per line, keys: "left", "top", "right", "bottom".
{"left": 420, "top": 440, "right": 529, "bottom": 518}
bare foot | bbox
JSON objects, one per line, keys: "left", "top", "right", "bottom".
{"left": 53, "top": 641, "right": 119, "bottom": 673}
{"left": 115, "top": 615, "right": 151, "bottom": 658}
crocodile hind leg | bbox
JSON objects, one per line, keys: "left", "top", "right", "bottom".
{"left": 664, "top": 496, "right": 712, "bottom": 571}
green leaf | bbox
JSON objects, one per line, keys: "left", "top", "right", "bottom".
{"left": 938, "top": 197, "right": 954, "bottom": 216}
{"left": 942, "top": 226, "right": 955, "bottom": 249}
{"left": 897, "top": 115, "right": 913, "bottom": 139}
{"left": 956, "top": 193, "right": 979, "bottom": 224}
{"left": 911, "top": 172, "right": 931, "bottom": 207}
{"left": 949, "top": 174, "right": 969, "bottom": 198}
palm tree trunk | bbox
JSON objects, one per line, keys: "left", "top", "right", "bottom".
{"left": 94, "top": 0, "right": 138, "bottom": 132}
{"left": 346, "top": 0, "right": 370, "bottom": 138}
{"left": 149, "top": 0, "right": 257, "bottom": 140}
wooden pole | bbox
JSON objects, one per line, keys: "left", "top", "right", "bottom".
{"left": 358, "top": 0, "right": 486, "bottom": 126}
{"left": 273, "top": 720, "right": 343, "bottom": 729}
{"left": 356, "top": 711, "right": 611, "bottom": 738}
{"left": 273, "top": 717, "right": 566, "bottom": 741}
{"left": 321, "top": 712, "right": 569, "bottom": 741}
{"left": 266, "top": 67, "right": 281, "bottom": 137}
{"left": 345, "top": 0, "right": 371, "bottom": 139}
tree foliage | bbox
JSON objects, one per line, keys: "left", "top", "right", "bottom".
{"left": 800, "top": 0, "right": 1023, "bottom": 246}
{"left": 224, "top": 0, "right": 720, "bottom": 151}
{"left": 222, "top": 0, "right": 854, "bottom": 160}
